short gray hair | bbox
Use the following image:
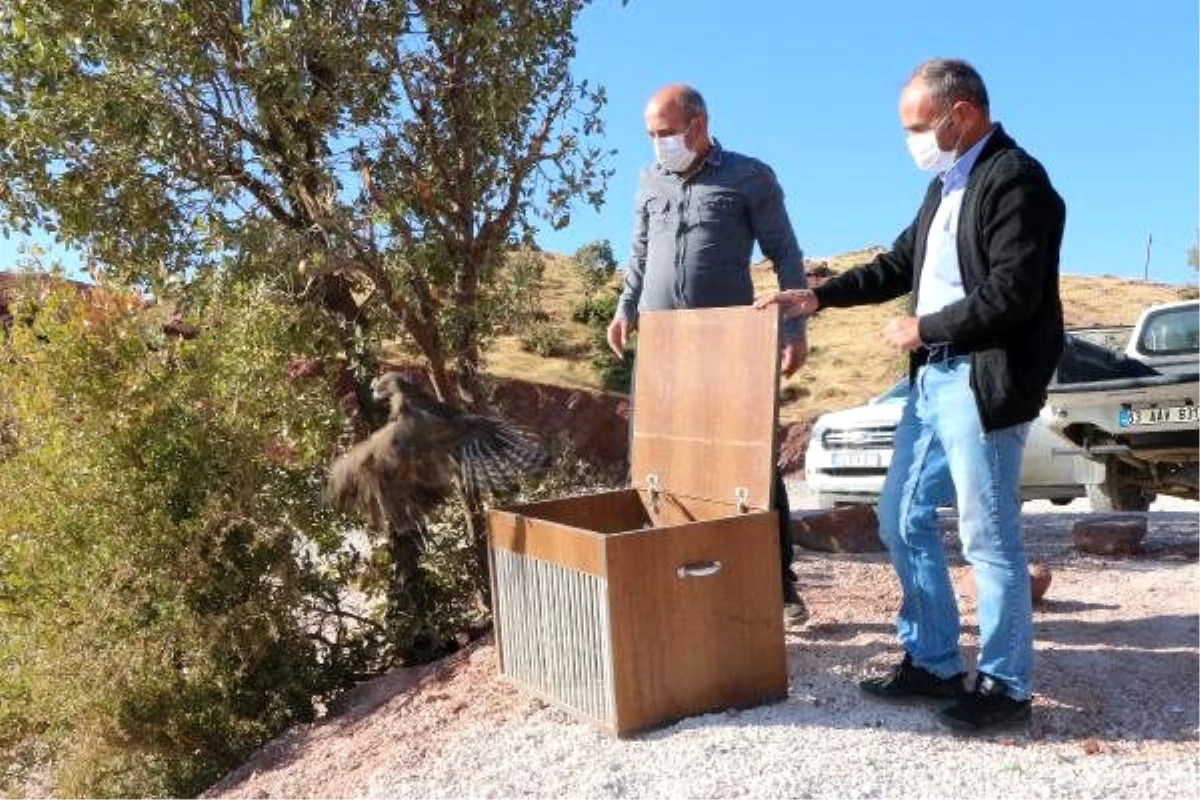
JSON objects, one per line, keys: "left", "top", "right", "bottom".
{"left": 675, "top": 85, "right": 708, "bottom": 121}
{"left": 911, "top": 58, "right": 989, "bottom": 113}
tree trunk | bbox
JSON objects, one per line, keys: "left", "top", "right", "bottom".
{"left": 464, "top": 503, "right": 492, "bottom": 610}
{"left": 385, "top": 519, "right": 452, "bottom": 665}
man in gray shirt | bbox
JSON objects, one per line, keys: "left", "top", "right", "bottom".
{"left": 606, "top": 83, "right": 810, "bottom": 623}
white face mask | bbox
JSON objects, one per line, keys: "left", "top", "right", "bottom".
{"left": 906, "top": 115, "right": 956, "bottom": 173}
{"left": 652, "top": 121, "right": 698, "bottom": 173}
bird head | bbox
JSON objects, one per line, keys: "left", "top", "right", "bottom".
{"left": 372, "top": 371, "right": 434, "bottom": 419}
{"left": 371, "top": 371, "right": 414, "bottom": 405}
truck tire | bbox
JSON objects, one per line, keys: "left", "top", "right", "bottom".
{"left": 1086, "top": 457, "right": 1154, "bottom": 512}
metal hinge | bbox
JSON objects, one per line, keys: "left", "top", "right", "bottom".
{"left": 646, "top": 473, "right": 662, "bottom": 515}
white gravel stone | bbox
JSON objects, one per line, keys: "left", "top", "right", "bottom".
{"left": 207, "top": 484, "right": 1199, "bottom": 800}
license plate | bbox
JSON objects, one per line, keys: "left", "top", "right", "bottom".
{"left": 1119, "top": 405, "right": 1199, "bottom": 427}
{"left": 829, "top": 451, "right": 884, "bottom": 468}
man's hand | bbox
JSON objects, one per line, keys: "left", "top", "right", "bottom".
{"left": 606, "top": 317, "right": 633, "bottom": 358}
{"left": 780, "top": 337, "right": 807, "bottom": 378}
{"left": 754, "top": 288, "right": 819, "bottom": 319}
{"left": 882, "top": 316, "right": 924, "bottom": 352}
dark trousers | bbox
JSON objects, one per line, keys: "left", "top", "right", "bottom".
{"left": 775, "top": 469, "right": 796, "bottom": 586}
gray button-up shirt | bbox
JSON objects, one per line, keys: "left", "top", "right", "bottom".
{"left": 616, "top": 140, "right": 807, "bottom": 340}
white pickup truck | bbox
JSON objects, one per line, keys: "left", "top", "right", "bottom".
{"left": 1045, "top": 299, "right": 1199, "bottom": 511}
{"left": 804, "top": 380, "right": 1090, "bottom": 509}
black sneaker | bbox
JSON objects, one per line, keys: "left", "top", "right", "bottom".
{"left": 938, "top": 673, "right": 1032, "bottom": 734}
{"left": 859, "top": 654, "right": 966, "bottom": 702}
{"left": 782, "top": 581, "right": 808, "bottom": 626}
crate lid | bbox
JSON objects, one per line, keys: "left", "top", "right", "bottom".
{"left": 630, "top": 305, "right": 781, "bottom": 512}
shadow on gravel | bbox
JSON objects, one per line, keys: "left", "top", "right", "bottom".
{"left": 1037, "top": 598, "right": 1121, "bottom": 613}
{"left": 743, "top": 621, "right": 1198, "bottom": 743}
{"left": 767, "top": 507, "right": 1199, "bottom": 743}
{"left": 800, "top": 621, "right": 894, "bottom": 640}
{"left": 1033, "top": 606, "right": 1199, "bottom": 743}
{"left": 1038, "top": 612, "right": 1198, "bottom": 649}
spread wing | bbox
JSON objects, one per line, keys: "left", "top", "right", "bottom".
{"left": 399, "top": 401, "right": 549, "bottom": 504}
{"left": 453, "top": 414, "right": 549, "bottom": 504}
{"left": 327, "top": 373, "right": 550, "bottom": 530}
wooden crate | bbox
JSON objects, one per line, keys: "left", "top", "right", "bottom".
{"left": 487, "top": 306, "right": 787, "bottom": 736}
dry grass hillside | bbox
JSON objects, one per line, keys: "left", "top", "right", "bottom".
{"left": 480, "top": 248, "right": 1195, "bottom": 424}
{"left": 478, "top": 251, "right": 605, "bottom": 391}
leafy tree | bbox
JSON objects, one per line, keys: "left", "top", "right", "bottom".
{"left": 573, "top": 238, "right": 618, "bottom": 298}
{"left": 0, "top": 0, "right": 612, "bottom": 403}
{"left": 0, "top": 278, "right": 382, "bottom": 796}
{"left": 567, "top": 239, "right": 629, "bottom": 391}
{"left": 0, "top": 4, "right": 619, "bottom": 790}
{"left": 0, "top": 0, "right": 614, "bottom": 629}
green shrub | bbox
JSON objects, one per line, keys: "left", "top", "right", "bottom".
{"left": 572, "top": 240, "right": 618, "bottom": 299}
{"left": 0, "top": 267, "right": 634, "bottom": 798}
{"left": 573, "top": 288, "right": 633, "bottom": 394}
{"left": 518, "top": 319, "right": 567, "bottom": 357}
{"left": 0, "top": 279, "right": 379, "bottom": 797}
{"left": 570, "top": 292, "right": 614, "bottom": 326}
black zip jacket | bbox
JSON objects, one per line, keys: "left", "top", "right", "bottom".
{"left": 814, "top": 125, "right": 1066, "bottom": 431}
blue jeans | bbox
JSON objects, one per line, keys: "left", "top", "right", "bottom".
{"left": 877, "top": 357, "right": 1033, "bottom": 699}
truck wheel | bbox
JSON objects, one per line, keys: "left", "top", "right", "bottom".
{"left": 1086, "top": 457, "right": 1154, "bottom": 512}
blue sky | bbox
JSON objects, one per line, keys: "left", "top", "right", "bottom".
{"left": 538, "top": 0, "right": 1200, "bottom": 285}
{"left": 3, "top": 0, "right": 1197, "bottom": 286}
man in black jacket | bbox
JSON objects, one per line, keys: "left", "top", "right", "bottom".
{"left": 757, "top": 58, "right": 1064, "bottom": 733}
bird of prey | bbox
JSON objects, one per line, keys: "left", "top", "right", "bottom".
{"left": 325, "top": 371, "right": 548, "bottom": 534}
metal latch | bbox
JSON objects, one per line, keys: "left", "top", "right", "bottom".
{"left": 735, "top": 486, "right": 749, "bottom": 513}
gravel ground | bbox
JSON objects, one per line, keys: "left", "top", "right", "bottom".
{"left": 207, "top": 491, "right": 1199, "bottom": 800}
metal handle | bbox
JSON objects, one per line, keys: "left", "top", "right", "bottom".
{"left": 676, "top": 560, "right": 723, "bottom": 579}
